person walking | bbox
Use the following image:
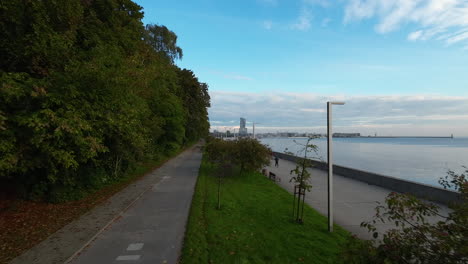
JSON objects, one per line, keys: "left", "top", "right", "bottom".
{"left": 274, "top": 156, "right": 279, "bottom": 167}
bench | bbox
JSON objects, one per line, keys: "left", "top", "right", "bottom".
{"left": 268, "top": 172, "right": 281, "bottom": 182}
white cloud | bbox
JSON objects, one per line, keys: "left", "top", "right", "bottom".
{"left": 287, "top": 0, "right": 336, "bottom": 31}
{"left": 209, "top": 91, "right": 468, "bottom": 136}
{"left": 446, "top": 30, "right": 468, "bottom": 44}
{"left": 408, "top": 30, "right": 423, "bottom": 40}
{"left": 344, "top": 0, "right": 468, "bottom": 47}
{"left": 300, "top": 108, "right": 326, "bottom": 113}
{"left": 291, "top": 8, "right": 312, "bottom": 31}
{"left": 285, "top": 0, "right": 333, "bottom": 32}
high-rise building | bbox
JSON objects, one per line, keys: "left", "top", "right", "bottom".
{"left": 239, "top": 117, "right": 247, "bottom": 136}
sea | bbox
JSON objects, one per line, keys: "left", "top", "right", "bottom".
{"left": 259, "top": 137, "right": 468, "bottom": 188}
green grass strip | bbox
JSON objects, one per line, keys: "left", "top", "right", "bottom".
{"left": 181, "top": 159, "right": 352, "bottom": 264}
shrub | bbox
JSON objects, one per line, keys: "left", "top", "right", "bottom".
{"left": 232, "top": 138, "right": 271, "bottom": 174}
{"left": 205, "top": 137, "right": 271, "bottom": 174}
{"left": 342, "top": 168, "right": 468, "bottom": 264}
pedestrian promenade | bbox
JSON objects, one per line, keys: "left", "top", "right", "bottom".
{"left": 265, "top": 158, "right": 450, "bottom": 240}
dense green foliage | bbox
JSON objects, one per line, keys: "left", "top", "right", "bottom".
{"left": 205, "top": 137, "right": 271, "bottom": 174}
{"left": 180, "top": 158, "right": 351, "bottom": 264}
{"left": 343, "top": 168, "right": 468, "bottom": 263}
{"left": 0, "top": 0, "right": 210, "bottom": 202}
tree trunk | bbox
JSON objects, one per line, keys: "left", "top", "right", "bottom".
{"left": 217, "top": 174, "right": 221, "bottom": 209}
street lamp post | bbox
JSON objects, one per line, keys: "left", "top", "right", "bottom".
{"left": 327, "top": 101, "right": 345, "bottom": 232}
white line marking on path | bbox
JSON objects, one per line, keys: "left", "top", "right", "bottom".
{"left": 152, "top": 175, "right": 171, "bottom": 191}
{"left": 127, "top": 243, "right": 144, "bottom": 251}
{"left": 116, "top": 255, "right": 141, "bottom": 261}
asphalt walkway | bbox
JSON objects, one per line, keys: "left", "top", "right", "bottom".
{"left": 266, "top": 157, "right": 450, "bottom": 240}
{"left": 68, "top": 146, "right": 202, "bottom": 264}
{"left": 10, "top": 144, "right": 202, "bottom": 264}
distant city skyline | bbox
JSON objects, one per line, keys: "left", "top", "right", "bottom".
{"left": 209, "top": 93, "right": 468, "bottom": 136}
{"left": 211, "top": 126, "right": 459, "bottom": 138}
{"left": 136, "top": 0, "right": 468, "bottom": 136}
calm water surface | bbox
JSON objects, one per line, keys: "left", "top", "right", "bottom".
{"left": 260, "top": 137, "right": 468, "bottom": 187}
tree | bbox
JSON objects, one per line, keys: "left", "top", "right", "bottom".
{"left": 343, "top": 167, "right": 468, "bottom": 263}
{"left": 144, "top": 24, "right": 183, "bottom": 63}
{"left": 285, "top": 136, "right": 320, "bottom": 223}
{"left": 0, "top": 0, "right": 210, "bottom": 202}
{"left": 233, "top": 138, "right": 271, "bottom": 175}
{"left": 205, "top": 138, "right": 235, "bottom": 209}
{"left": 176, "top": 69, "right": 211, "bottom": 144}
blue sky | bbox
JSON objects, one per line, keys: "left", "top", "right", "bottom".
{"left": 135, "top": 0, "right": 468, "bottom": 136}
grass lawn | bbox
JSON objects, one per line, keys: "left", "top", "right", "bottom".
{"left": 180, "top": 160, "right": 353, "bottom": 264}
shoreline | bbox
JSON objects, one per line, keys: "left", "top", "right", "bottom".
{"left": 277, "top": 136, "right": 455, "bottom": 139}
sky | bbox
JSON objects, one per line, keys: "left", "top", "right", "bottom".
{"left": 135, "top": 0, "right": 468, "bottom": 136}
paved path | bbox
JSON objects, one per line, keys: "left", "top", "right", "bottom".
{"left": 266, "top": 158, "right": 450, "bottom": 240}
{"left": 11, "top": 144, "right": 202, "bottom": 264}
{"left": 67, "top": 146, "right": 202, "bottom": 264}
